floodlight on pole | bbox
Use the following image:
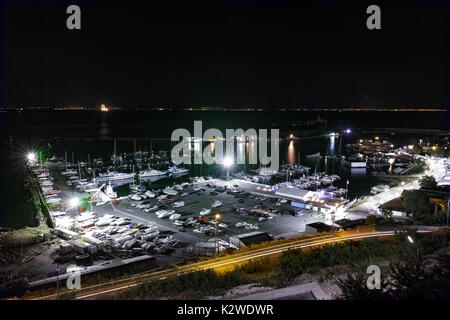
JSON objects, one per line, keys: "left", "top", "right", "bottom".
{"left": 27, "top": 152, "right": 36, "bottom": 162}
{"left": 223, "top": 156, "right": 233, "bottom": 180}
{"left": 223, "top": 156, "right": 233, "bottom": 168}
{"left": 69, "top": 197, "right": 79, "bottom": 209}
{"left": 214, "top": 213, "right": 221, "bottom": 254}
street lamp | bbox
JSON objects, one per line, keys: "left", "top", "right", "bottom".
{"left": 27, "top": 152, "right": 36, "bottom": 162}
{"left": 214, "top": 213, "right": 221, "bottom": 254}
{"left": 69, "top": 197, "right": 79, "bottom": 211}
{"left": 223, "top": 156, "right": 233, "bottom": 180}
{"left": 447, "top": 199, "right": 449, "bottom": 227}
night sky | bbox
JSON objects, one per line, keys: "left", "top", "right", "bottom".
{"left": 1, "top": 0, "right": 448, "bottom": 108}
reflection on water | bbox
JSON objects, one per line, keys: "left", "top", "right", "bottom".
{"left": 329, "top": 135, "right": 335, "bottom": 157}
{"left": 288, "top": 141, "right": 295, "bottom": 164}
{"left": 99, "top": 113, "right": 111, "bottom": 138}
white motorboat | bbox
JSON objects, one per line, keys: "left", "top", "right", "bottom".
{"left": 105, "top": 183, "right": 117, "bottom": 198}
{"left": 130, "top": 184, "right": 146, "bottom": 193}
{"left": 200, "top": 208, "right": 211, "bottom": 216}
{"left": 169, "top": 213, "right": 181, "bottom": 221}
{"left": 163, "top": 187, "right": 178, "bottom": 196}
{"left": 98, "top": 172, "right": 136, "bottom": 181}
{"left": 144, "top": 190, "right": 156, "bottom": 198}
{"left": 156, "top": 209, "right": 175, "bottom": 218}
{"left": 144, "top": 205, "right": 158, "bottom": 213}
{"left": 138, "top": 169, "right": 166, "bottom": 178}
{"left": 211, "top": 200, "right": 222, "bottom": 208}
{"left": 130, "top": 194, "right": 142, "bottom": 201}
{"left": 173, "top": 184, "right": 183, "bottom": 191}
{"left": 50, "top": 211, "right": 66, "bottom": 217}
{"left": 95, "top": 217, "right": 114, "bottom": 227}
{"left": 172, "top": 201, "right": 185, "bottom": 208}
{"left": 77, "top": 213, "right": 96, "bottom": 222}
{"left": 157, "top": 194, "right": 168, "bottom": 201}
{"left": 46, "top": 197, "right": 61, "bottom": 204}
{"left": 170, "top": 167, "right": 189, "bottom": 175}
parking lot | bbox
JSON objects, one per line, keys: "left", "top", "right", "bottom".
{"left": 94, "top": 178, "right": 328, "bottom": 243}
{"left": 43, "top": 163, "right": 331, "bottom": 268}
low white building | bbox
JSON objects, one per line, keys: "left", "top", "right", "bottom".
{"left": 275, "top": 186, "right": 314, "bottom": 201}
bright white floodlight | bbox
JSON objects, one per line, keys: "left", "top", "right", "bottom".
{"left": 27, "top": 152, "right": 36, "bottom": 162}
{"left": 69, "top": 197, "right": 80, "bottom": 208}
{"left": 407, "top": 235, "right": 414, "bottom": 243}
{"left": 223, "top": 156, "right": 233, "bottom": 168}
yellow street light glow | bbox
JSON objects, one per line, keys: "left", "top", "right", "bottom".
{"left": 334, "top": 202, "right": 339, "bottom": 207}
{"left": 215, "top": 213, "right": 221, "bottom": 220}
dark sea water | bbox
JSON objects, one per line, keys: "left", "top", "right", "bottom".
{"left": 0, "top": 110, "right": 446, "bottom": 228}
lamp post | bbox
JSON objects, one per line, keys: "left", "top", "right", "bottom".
{"left": 214, "top": 213, "right": 221, "bottom": 254}
{"left": 27, "top": 152, "right": 36, "bottom": 163}
{"left": 345, "top": 179, "right": 349, "bottom": 200}
{"left": 69, "top": 197, "right": 79, "bottom": 213}
{"left": 447, "top": 199, "right": 449, "bottom": 227}
{"left": 223, "top": 156, "right": 233, "bottom": 180}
